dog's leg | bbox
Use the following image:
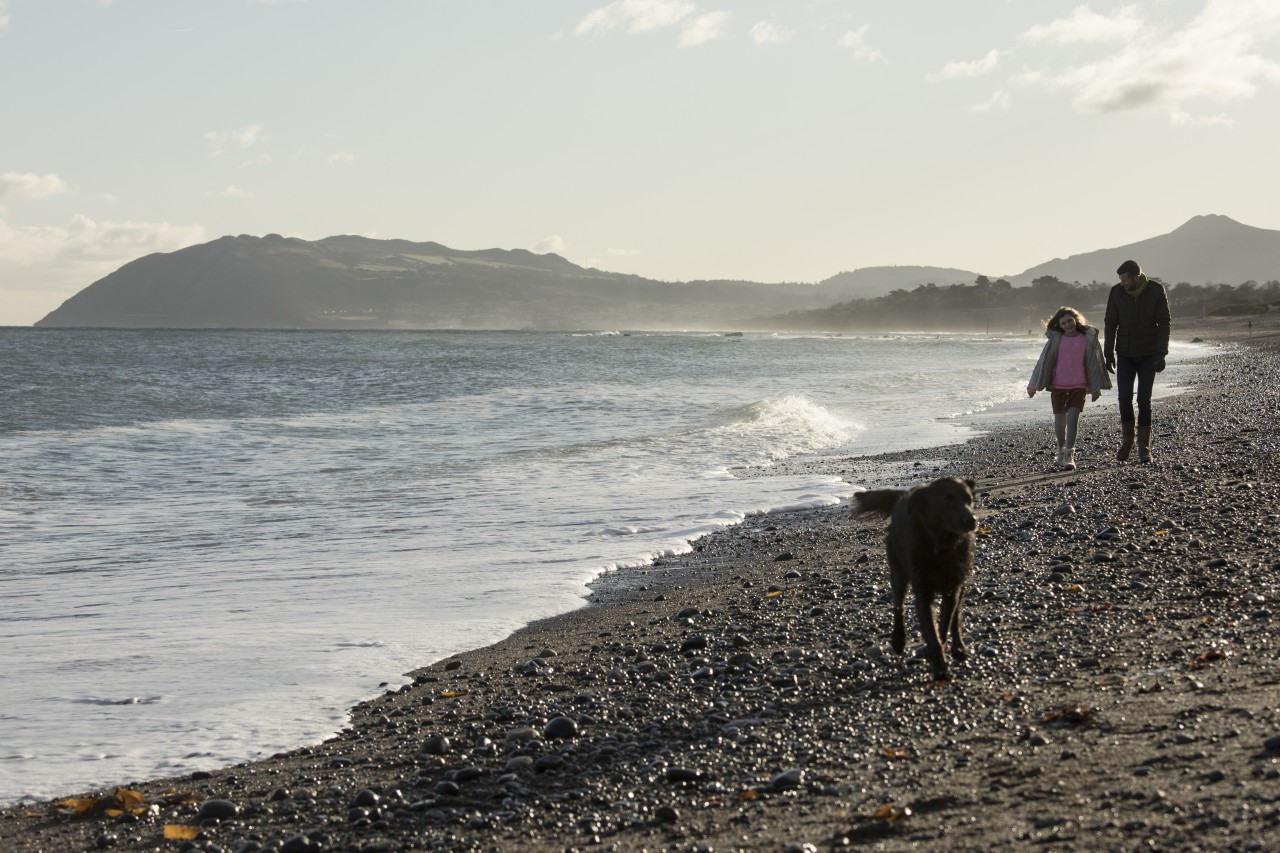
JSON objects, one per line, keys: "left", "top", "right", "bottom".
{"left": 938, "top": 587, "right": 968, "bottom": 662}
{"left": 914, "top": 589, "right": 949, "bottom": 681}
{"left": 889, "top": 555, "right": 907, "bottom": 655}
{"left": 937, "top": 591, "right": 956, "bottom": 652}
{"left": 949, "top": 588, "right": 968, "bottom": 661}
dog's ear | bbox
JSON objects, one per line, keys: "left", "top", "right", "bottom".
{"left": 964, "top": 478, "right": 976, "bottom": 496}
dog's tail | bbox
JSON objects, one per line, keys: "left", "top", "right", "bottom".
{"left": 853, "top": 488, "right": 906, "bottom": 519}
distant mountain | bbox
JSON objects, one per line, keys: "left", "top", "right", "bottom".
{"left": 34, "top": 216, "right": 1280, "bottom": 330}
{"left": 818, "top": 265, "right": 981, "bottom": 300}
{"left": 1010, "top": 215, "right": 1280, "bottom": 286}
{"left": 35, "top": 234, "right": 835, "bottom": 330}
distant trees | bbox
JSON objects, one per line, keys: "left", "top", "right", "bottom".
{"left": 759, "top": 276, "right": 1277, "bottom": 333}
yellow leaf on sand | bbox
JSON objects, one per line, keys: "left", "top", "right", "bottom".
{"left": 764, "top": 591, "right": 783, "bottom": 599}
{"left": 440, "top": 690, "right": 470, "bottom": 698}
{"left": 115, "top": 788, "right": 146, "bottom": 807}
{"left": 164, "top": 825, "right": 200, "bottom": 840}
{"left": 54, "top": 798, "right": 98, "bottom": 814}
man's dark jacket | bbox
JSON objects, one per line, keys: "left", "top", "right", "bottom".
{"left": 1104, "top": 276, "right": 1171, "bottom": 358}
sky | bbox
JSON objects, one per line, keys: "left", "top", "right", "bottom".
{"left": 2, "top": 0, "right": 1279, "bottom": 326}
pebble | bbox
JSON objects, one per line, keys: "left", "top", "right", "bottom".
{"left": 543, "top": 716, "right": 578, "bottom": 739}
{"left": 771, "top": 769, "right": 804, "bottom": 790}
{"left": 421, "top": 735, "right": 452, "bottom": 755}
{"left": 196, "top": 799, "right": 240, "bottom": 821}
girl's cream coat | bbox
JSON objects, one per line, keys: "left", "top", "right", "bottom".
{"left": 1028, "top": 326, "right": 1113, "bottom": 393}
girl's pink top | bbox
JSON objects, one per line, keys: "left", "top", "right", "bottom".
{"left": 1051, "top": 333, "right": 1088, "bottom": 389}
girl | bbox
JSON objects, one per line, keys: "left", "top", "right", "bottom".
{"left": 1027, "top": 307, "right": 1112, "bottom": 470}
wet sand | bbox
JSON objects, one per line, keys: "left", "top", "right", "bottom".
{"left": 3, "top": 314, "right": 1278, "bottom": 852}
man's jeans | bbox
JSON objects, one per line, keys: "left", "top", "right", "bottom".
{"left": 1116, "top": 354, "right": 1159, "bottom": 426}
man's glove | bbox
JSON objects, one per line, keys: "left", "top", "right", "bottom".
{"left": 1155, "top": 357, "right": 1166, "bottom": 373}
{"left": 1104, "top": 353, "right": 1116, "bottom": 373}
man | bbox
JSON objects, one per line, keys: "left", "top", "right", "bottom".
{"left": 1104, "top": 259, "right": 1171, "bottom": 463}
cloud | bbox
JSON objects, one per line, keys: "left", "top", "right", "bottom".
{"left": 206, "top": 184, "right": 252, "bottom": 198}
{"left": 927, "top": 49, "right": 1001, "bottom": 82}
{"left": 1169, "top": 109, "right": 1234, "bottom": 127}
{"left": 970, "top": 90, "right": 1011, "bottom": 113}
{"left": 837, "top": 26, "right": 884, "bottom": 64}
{"left": 327, "top": 151, "right": 358, "bottom": 165}
{"left": 0, "top": 214, "right": 207, "bottom": 321}
{"left": 204, "top": 123, "right": 266, "bottom": 156}
{"left": 0, "top": 214, "right": 205, "bottom": 266}
{"left": 0, "top": 172, "right": 68, "bottom": 200}
{"left": 0, "top": 0, "right": 9, "bottom": 30}
{"left": 1021, "top": 5, "right": 1142, "bottom": 44}
{"left": 1048, "top": 0, "right": 1280, "bottom": 116}
{"left": 944, "top": 1, "right": 1280, "bottom": 124}
{"left": 575, "top": 0, "right": 694, "bottom": 37}
{"left": 679, "top": 11, "right": 730, "bottom": 47}
{"left": 749, "top": 21, "right": 790, "bottom": 45}
{"left": 534, "top": 235, "right": 564, "bottom": 254}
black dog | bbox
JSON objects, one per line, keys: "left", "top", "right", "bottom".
{"left": 854, "top": 477, "right": 977, "bottom": 682}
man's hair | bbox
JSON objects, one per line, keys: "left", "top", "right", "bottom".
{"left": 1116, "top": 259, "right": 1141, "bottom": 276}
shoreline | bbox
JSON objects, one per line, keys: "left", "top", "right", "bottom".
{"left": 3, "top": 315, "right": 1278, "bottom": 852}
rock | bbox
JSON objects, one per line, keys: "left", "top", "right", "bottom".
{"left": 771, "top": 768, "right": 804, "bottom": 790}
{"left": 421, "top": 735, "right": 452, "bottom": 755}
{"left": 196, "top": 799, "right": 240, "bottom": 821}
{"left": 680, "top": 635, "right": 708, "bottom": 653}
{"left": 352, "top": 789, "right": 380, "bottom": 808}
{"left": 280, "top": 835, "right": 320, "bottom": 853}
{"left": 543, "top": 716, "right": 578, "bottom": 739}
{"left": 655, "top": 805, "right": 680, "bottom": 824}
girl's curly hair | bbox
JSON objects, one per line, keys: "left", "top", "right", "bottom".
{"left": 1046, "top": 306, "right": 1090, "bottom": 333}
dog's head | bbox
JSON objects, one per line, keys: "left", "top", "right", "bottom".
{"left": 908, "top": 477, "right": 977, "bottom": 538}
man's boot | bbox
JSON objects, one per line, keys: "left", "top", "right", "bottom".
{"left": 1138, "top": 425, "right": 1153, "bottom": 464}
{"left": 1117, "top": 421, "right": 1136, "bottom": 462}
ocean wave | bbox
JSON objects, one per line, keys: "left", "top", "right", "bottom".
{"left": 707, "top": 395, "right": 863, "bottom": 461}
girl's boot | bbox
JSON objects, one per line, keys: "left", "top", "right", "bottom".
{"left": 1138, "top": 425, "right": 1153, "bottom": 464}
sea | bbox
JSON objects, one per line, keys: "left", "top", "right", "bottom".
{"left": 0, "top": 327, "right": 1199, "bottom": 805}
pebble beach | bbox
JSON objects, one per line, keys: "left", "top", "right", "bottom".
{"left": 3, "top": 316, "right": 1278, "bottom": 853}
